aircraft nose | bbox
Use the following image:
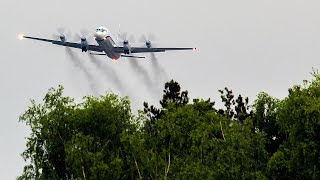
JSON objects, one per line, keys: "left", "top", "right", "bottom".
{"left": 94, "top": 31, "right": 104, "bottom": 40}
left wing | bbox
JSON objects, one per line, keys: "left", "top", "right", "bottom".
{"left": 113, "top": 47, "right": 195, "bottom": 54}
{"left": 22, "top": 36, "right": 103, "bottom": 52}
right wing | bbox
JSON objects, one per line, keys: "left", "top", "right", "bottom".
{"left": 22, "top": 36, "right": 103, "bottom": 52}
{"left": 113, "top": 47, "right": 195, "bottom": 54}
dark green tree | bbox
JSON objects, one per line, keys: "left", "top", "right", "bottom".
{"left": 267, "top": 76, "right": 320, "bottom": 179}
{"left": 19, "top": 74, "right": 320, "bottom": 179}
{"left": 143, "top": 80, "right": 189, "bottom": 123}
{"left": 218, "top": 87, "right": 253, "bottom": 122}
{"left": 138, "top": 82, "right": 267, "bottom": 179}
{"left": 253, "top": 92, "right": 285, "bottom": 155}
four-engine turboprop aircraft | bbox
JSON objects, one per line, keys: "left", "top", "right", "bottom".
{"left": 19, "top": 26, "right": 196, "bottom": 60}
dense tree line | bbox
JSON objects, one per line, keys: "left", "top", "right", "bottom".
{"left": 18, "top": 75, "right": 320, "bottom": 179}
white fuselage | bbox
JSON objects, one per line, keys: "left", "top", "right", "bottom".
{"left": 94, "top": 27, "right": 121, "bottom": 60}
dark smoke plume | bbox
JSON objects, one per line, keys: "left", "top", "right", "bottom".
{"left": 128, "top": 58, "right": 154, "bottom": 90}
{"left": 150, "top": 53, "right": 169, "bottom": 86}
{"left": 65, "top": 48, "right": 99, "bottom": 95}
{"left": 88, "top": 54, "right": 125, "bottom": 93}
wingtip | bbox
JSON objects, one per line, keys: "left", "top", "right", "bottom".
{"left": 18, "top": 33, "right": 25, "bottom": 40}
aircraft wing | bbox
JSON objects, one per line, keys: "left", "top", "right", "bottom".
{"left": 113, "top": 47, "right": 195, "bottom": 54}
{"left": 22, "top": 36, "right": 103, "bottom": 52}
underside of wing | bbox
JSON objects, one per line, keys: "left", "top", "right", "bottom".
{"left": 113, "top": 47, "right": 195, "bottom": 54}
{"left": 23, "top": 36, "right": 103, "bottom": 52}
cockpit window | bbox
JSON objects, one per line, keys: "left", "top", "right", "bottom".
{"left": 96, "top": 28, "right": 105, "bottom": 32}
{"left": 96, "top": 28, "right": 108, "bottom": 33}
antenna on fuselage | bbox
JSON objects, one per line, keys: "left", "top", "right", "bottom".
{"left": 117, "top": 24, "right": 121, "bottom": 44}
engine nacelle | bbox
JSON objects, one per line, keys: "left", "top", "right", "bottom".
{"left": 146, "top": 40, "right": 152, "bottom": 48}
{"left": 81, "top": 37, "right": 88, "bottom": 52}
{"left": 123, "top": 40, "right": 131, "bottom": 54}
{"left": 60, "top": 35, "right": 66, "bottom": 42}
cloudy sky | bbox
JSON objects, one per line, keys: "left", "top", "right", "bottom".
{"left": 1, "top": 0, "right": 320, "bottom": 178}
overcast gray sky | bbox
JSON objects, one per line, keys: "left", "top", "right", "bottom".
{"left": 1, "top": 0, "right": 320, "bottom": 178}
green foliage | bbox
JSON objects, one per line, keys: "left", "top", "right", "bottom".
{"left": 253, "top": 92, "right": 285, "bottom": 155}
{"left": 18, "top": 86, "right": 133, "bottom": 179}
{"left": 218, "top": 87, "right": 253, "bottom": 122}
{"left": 18, "top": 75, "right": 320, "bottom": 179}
{"left": 270, "top": 76, "right": 320, "bottom": 179}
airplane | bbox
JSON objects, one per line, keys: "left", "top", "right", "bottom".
{"left": 19, "top": 26, "right": 196, "bottom": 60}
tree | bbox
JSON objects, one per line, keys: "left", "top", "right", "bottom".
{"left": 18, "top": 86, "right": 134, "bottom": 179}
{"left": 253, "top": 92, "right": 285, "bottom": 155}
{"left": 138, "top": 82, "right": 267, "bottom": 179}
{"left": 218, "top": 87, "right": 253, "bottom": 122}
{"left": 19, "top": 74, "right": 320, "bottom": 179}
{"left": 143, "top": 79, "right": 190, "bottom": 145}
{"left": 143, "top": 80, "right": 189, "bottom": 122}
{"left": 266, "top": 76, "right": 320, "bottom": 179}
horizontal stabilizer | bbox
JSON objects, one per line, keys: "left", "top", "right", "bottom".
{"left": 121, "top": 55, "right": 145, "bottom": 59}
{"left": 89, "top": 52, "right": 107, "bottom": 56}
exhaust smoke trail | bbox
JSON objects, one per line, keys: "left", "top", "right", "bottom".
{"left": 150, "top": 53, "right": 169, "bottom": 86}
{"left": 88, "top": 54, "right": 125, "bottom": 94}
{"left": 128, "top": 58, "right": 154, "bottom": 90}
{"left": 65, "top": 48, "right": 99, "bottom": 95}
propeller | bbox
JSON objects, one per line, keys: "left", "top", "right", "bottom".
{"left": 139, "top": 33, "right": 156, "bottom": 48}
{"left": 74, "top": 29, "right": 93, "bottom": 42}
{"left": 140, "top": 33, "right": 158, "bottom": 60}
{"left": 118, "top": 32, "right": 135, "bottom": 45}
{"left": 52, "top": 27, "right": 71, "bottom": 42}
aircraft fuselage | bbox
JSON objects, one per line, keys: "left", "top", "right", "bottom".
{"left": 95, "top": 36, "right": 121, "bottom": 60}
